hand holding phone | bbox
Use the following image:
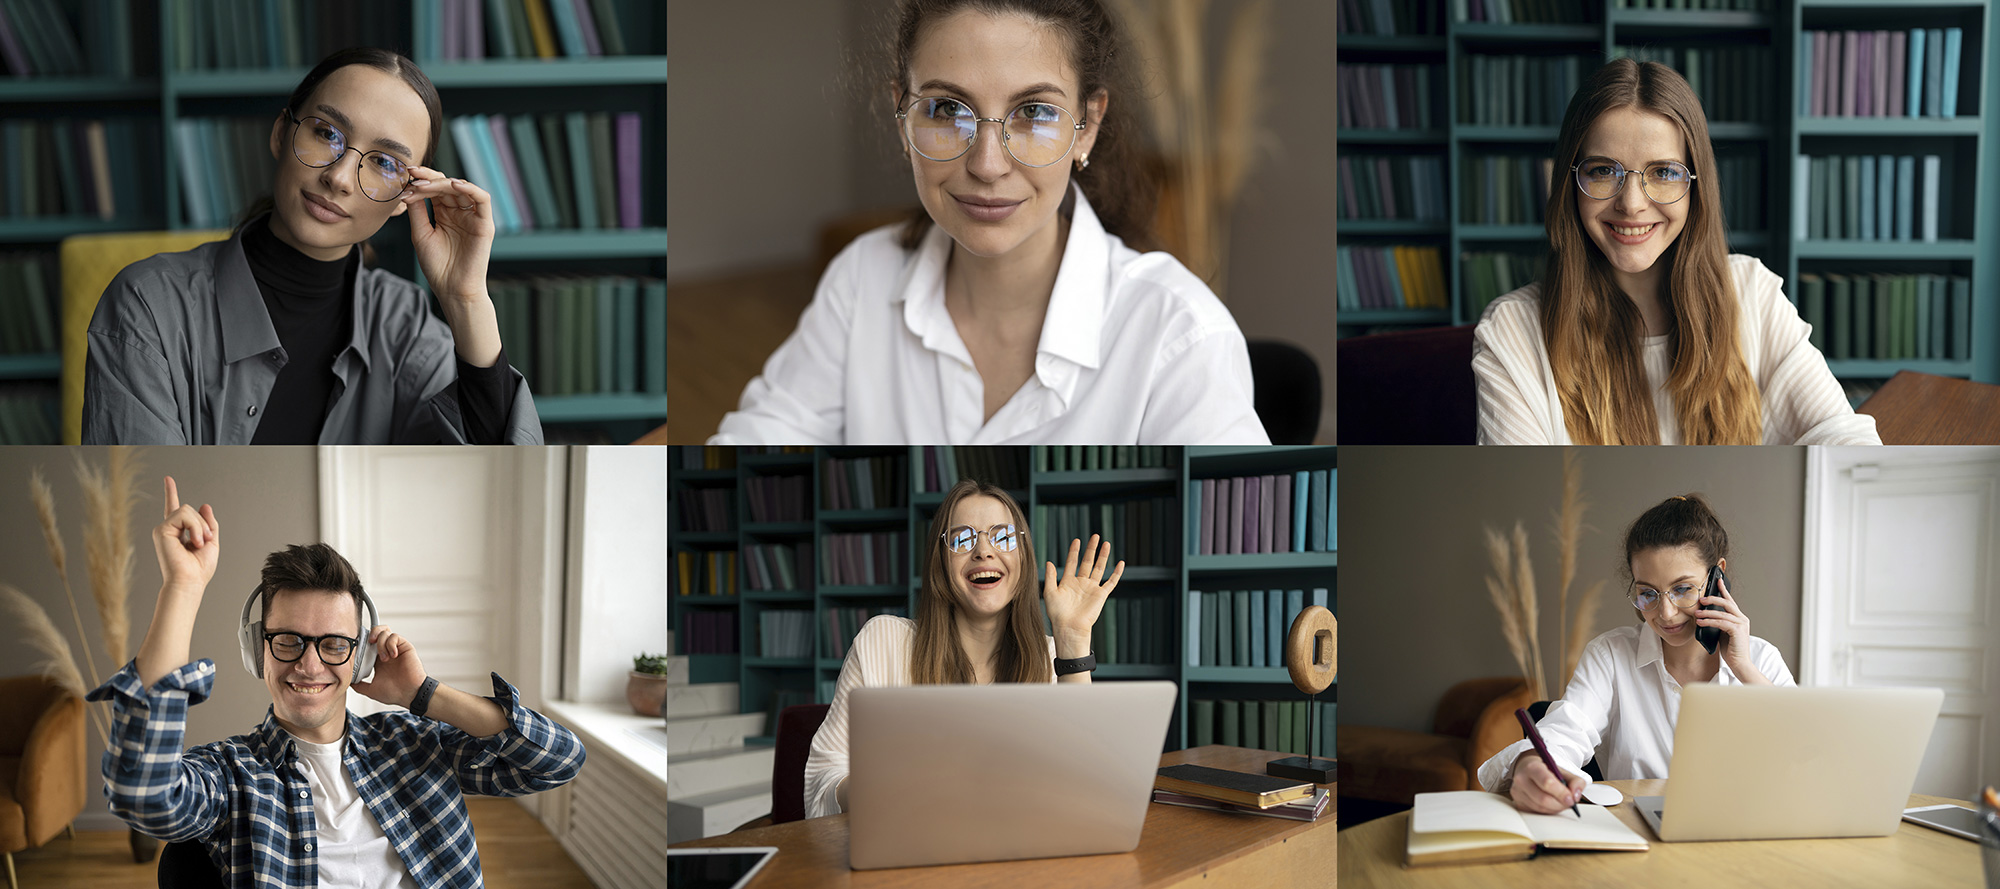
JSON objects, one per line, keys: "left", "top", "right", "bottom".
{"left": 1696, "top": 565, "right": 1729, "bottom": 654}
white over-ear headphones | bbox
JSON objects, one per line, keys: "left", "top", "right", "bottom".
{"left": 238, "top": 585, "right": 382, "bottom": 682}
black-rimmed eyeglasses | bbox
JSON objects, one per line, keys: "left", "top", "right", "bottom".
{"left": 266, "top": 632, "right": 359, "bottom": 665}
{"left": 284, "top": 108, "right": 414, "bottom": 202}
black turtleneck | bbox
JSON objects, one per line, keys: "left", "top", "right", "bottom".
{"left": 241, "top": 215, "right": 518, "bottom": 443}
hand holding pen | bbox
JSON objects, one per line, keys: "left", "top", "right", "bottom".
{"left": 1510, "top": 708, "right": 1586, "bottom": 817}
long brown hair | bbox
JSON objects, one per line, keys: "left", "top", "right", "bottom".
{"left": 1541, "top": 59, "right": 1761, "bottom": 445}
{"left": 911, "top": 478, "right": 1053, "bottom": 685}
{"left": 879, "top": 0, "right": 1157, "bottom": 252}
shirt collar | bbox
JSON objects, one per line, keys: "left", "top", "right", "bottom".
{"left": 250, "top": 705, "right": 359, "bottom": 765}
{"left": 1633, "top": 622, "right": 1742, "bottom": 684}
{"left": 219, "top": 212, "right": 373, "bottom": 371}
{"left": 896, "top": 185, "right": 1111, "bottom": 402}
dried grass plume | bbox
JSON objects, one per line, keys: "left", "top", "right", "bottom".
{"left": 0, "top": 584, "right": 89, "bottom": 712}
{"left": 74, "top": 446, "right": 141, "bottom": 667}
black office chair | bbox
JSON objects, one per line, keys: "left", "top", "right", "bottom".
{"left": 1247, "top": 339, "right": 1322, "bottom": 444}
{"left": 1525, "top": 700, "right": 1604, "bottom": 782}
{"left": 158, "top": 839, "right": 226, "bottom": 889}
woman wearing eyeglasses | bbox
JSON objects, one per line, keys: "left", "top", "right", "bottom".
{"left": 1476, "top": 494, "right": 1795, "bottom": 815}
{"left": 1473, "top": 59, "right": 1878, "bottom": 445}
{"left": 710, "top": 0, "right": 1268, "bottom": 445}
{"left": 83, "top": 47, "right": 539, "bottom": 444}
{"left": 802, "top": 477, "right": 1123, "bottom": 818}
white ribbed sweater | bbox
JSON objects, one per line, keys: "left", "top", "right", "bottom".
{"left": 1471, "top": 253, "right": 1881, "bottom": 445}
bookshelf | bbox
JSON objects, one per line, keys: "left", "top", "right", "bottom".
{"left": 1336, "top": 0, "right": 2000, "bottom": 391}
{"left": 0, "top": 0, "right": 668, "bottom": 442}
{"left": 669, "top": 446, "right": 1338, "bottom": 758}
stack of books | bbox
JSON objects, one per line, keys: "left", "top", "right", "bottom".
{"left": 676, "top": 447, "right": 737, "bottom": 471}
{"left": 1457, "top": 54, "right": 1586, "bottom": 127}
{"left": 1189, "top": 699, "right": 1335, "bottom": 759}
{"left": 421, "top": 0, "right": 635, "bottom": 61}
{"left": 1338, "top": 155, "right": 1449, "bottom": 222}
{"left": 1458, "top": 155, "right": 1552, "bottom": 226}
{"left": 488, "top": 275, "right": 667, "bottom": 399}
{"left": 822, "top": 606, "right": 907, "bottom": 659}
{"left": 1032, "top": 496, "right": 1175, "bottom": 568}
{"left": 673, "top": 550, "right": 738, "bottom": 597}
{"left": 917, "top": 446, "right": 1033, "bottom": 491}
{"left": 167, "top": 1, "right": 401, "bottom": 71}
{"left": 0, "top": 0, "right": 135, "bottom": 76}
{"left": 0, "top": 253, "right": 58, "bottom": 354}
{"left": 3, "top": 119, "right": 156, "bottom": 222}
{"left": 1090, "top": 594, "right": 1172, "bottom": 665}
{"left": 741, "top": 543, "right": 810, "bottom": 592}
{"left": 679, "top": 610, "right": 736, "bottom": 655}
{"left": 1618, "top": 0, "right": 1768, "bottom": 8}
{"left": 1188, "top": 589, "right": 1334, "bottom": 667}
{"left": 0, "top": 384, "right": 57, "bottom": 444}
{"left": 1037, "top": 446, "right": 1170, "bottom": 473}
{"left": 1795, "top": 154, "right": 1946, "bottom": 242}
{"left": 675, "top": 488, "right": 735, "bottom": 532}
{"left": 1802, "top": 28, "right": 1963, "bottom": 119}
{"left": 1793, "top": 272, "right": 1971, "bottom": 361}
{"left": 1612, "top": 45, "right": 1772, "bottom": 123}
{"left": 758, "top": 609, "right": 813, "bottom": 659}
{"left": 437, "top": 111, "right": 646, "bottom": 233}
{"left": 1450, "top": 0, "right": 1593, "bottom": 24}
{"left": 1461, "top": 250, "right": 1544, "bottom": 319}
{"left": 744, "top": 474, "right": 810, "bottom": 523}
{"left": 822, "top": 455, "right": 909, "bottom": 510}
{"left": 1715, "top": 153, "right": 1767, "bottom": 233}
{"left": 818, "top": 533, "right": 904, "bottom": 587}
{"left": 1152, "top": 765, "right": 1327, "bottom": 822}
{"left": 1337, "top": 0, "right": 1445, "bottom": 35}
{"left": 1189, "top": 472, "right": 1336, "bottom": 555}
{"left": 1337, "top": 244, "right": 1447, "bottom": 311}
{"left": 1338, "top": 63, "right": 1438, "bottom": 131}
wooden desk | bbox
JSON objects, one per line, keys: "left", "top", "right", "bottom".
{"left": 1858, "top": 371, "right": 2000, "bottom": 443}
{"left": 671, "top": 745, "right": 1335, "bottom": 888}
{"left": 1339, "top": 779, "right": 1981, "bottom": 888}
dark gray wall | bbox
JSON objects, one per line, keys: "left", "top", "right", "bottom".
{"left": 1339, "top": 446, "right": 1806, "bottom": 733}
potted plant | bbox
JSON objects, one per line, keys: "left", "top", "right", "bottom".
{"left": 628, "top": 653, "right": 671, "bottom": 717}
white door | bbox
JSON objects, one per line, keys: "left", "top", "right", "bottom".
{"left": 1803, "top": 447, "right": 2000, "bottom": 799}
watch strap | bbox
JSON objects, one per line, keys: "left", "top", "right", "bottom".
{"left": 409, "top": 676, "right": 440, "bottom": 717}
{"left": 1053, "top": 652, "right": 1097, "bottom": 676}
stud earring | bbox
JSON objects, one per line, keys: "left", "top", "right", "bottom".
{"left": 1076, "top": 154, "right": 1090, "bottom": 171}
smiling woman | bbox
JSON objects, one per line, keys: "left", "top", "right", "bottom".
{"left": 709, "top": 0, "right": 1269, "bottom": 445}
{"left": 81, "top": 47, "right": 543, "bottom": 445}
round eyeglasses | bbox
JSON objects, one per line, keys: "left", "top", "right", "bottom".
{"left": 896, "top": 96, "right": 1087, "bottom": 167}
{"left": 286, "top": 108, "right": 414, "bottom": 202}
{"left": 1572, "top": 156, "right": 1696, "bottom": 205}
{"left": 942, "top": 524, "right": 1018, "bottom": 554}
{"left": 1628, "top": 583, "right": 1702, "bottom": 613}
{"left": 265, "top": 631, "right": 359, "bottom": 665}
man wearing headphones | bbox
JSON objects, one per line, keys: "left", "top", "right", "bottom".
{"left": 85, "top": 477, "right": 584, "bottom": 888}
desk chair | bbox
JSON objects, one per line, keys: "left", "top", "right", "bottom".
{"left": 1336, "top": 324, "right": 1477, "bottom": 444}
{"left": 0, "top": 675, "right": 88, "bottom": 889}
{"left": 1338, "top": 676, "right": 1533, "bottom": 806}
{"left": 1526, "top": 700, "right": 1603, "bottom": 782}
{"left": 58, "top": 229, "right": 232, "bottom": 444}
{"left": 1247, "top": 340, "right": 1322, "bottom": 444}
{"left": 770, "top": 703, "right": 831, "bottom": 825}
{"left": 157, "top": 839, "right": 223, "bottom": 889}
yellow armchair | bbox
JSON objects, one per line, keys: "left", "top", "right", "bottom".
{"left": 0, "top": 675, "right": 87, "bottom": 889}
{"left": 59, "top": 229, "right": 230, "bottom": 444}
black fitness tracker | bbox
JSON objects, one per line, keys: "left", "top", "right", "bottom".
{"left": 1054, "top": 653, "right": 1097, "bottom": 676}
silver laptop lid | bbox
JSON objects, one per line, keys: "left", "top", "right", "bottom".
{"left": 1658, "top": 685, "right": 1942, "bottom": 841}
{"left": 848, "top": 681, "right": 1177, "bottom": 869}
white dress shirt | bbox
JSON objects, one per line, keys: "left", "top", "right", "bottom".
{"left": 1475, "top": 624, "right": 1796, "bottom": 792}
{"left": 801, "top": 616, "right": 1056, "bottom": 819}
{"left": 711, "top": 188, "right": 1269, "bottom": 444}
{"left": 1472, "top": 253, "right": 1881, "bottom": 445}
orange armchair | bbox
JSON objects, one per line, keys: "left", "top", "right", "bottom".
{"left": 1337, "top": 676, "right": 1534, "bottom": 806}
{"left": 0, "top": 675, "right": 88, "bottom": 889}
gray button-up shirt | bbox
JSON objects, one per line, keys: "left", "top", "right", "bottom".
{"left": 84, "top": 220, "right": 543, "bottom": 444}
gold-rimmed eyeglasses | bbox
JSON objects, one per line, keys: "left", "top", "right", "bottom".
{"left": 896, "top": 96, "right": 1087, "bottom": 167}
{"left": 1573, "top": 156, "right": 1697, "bottom": 205}
{"left": 942, "top": 523, "right": 1019, "bottom": 554}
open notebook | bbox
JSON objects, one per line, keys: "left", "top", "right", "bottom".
{"left": 1407, "top": 791, "right": 1650, "bottom": 867}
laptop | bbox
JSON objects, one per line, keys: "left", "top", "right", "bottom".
{"left": 1635, "top": 684, "right": 1943, "bottom": 842}
{"left": 847, "top": 681, "right": 1177, "bottom": 869}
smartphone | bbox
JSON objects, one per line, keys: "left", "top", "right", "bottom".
{"left": 1901, "top": 804, "right": 1983, "bottom": 841}
{"left": 1696, "top": 565, "right": 1728, "bottom": 654}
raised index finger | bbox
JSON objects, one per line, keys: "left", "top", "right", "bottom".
{"left": 164, "top": 476, "right": 179, "bottom": 518}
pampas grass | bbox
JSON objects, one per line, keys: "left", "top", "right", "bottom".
{"left": 74, "top": 446, "right": 139, "bottom": 668}
{"left": 0, "top": 584, "right": 98, "bottom": 742}
{"left": 34, "top": 468, "right": 106, "bottom": 714}
{"left": 1484, "top": 449, "right": 1604, "bottom": 700}
{"left": 1552, "top": 450, "right": 1604, "bottom": 690}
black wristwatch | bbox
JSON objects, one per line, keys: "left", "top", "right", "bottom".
{"left": 409, "top": 676, "right": 440, "bottom": 717}
{"left": 1054, "top": 652, "right": 1097, "bottom": 676}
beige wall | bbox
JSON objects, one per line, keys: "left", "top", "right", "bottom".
{"left": 0, "top": 447, "right": 318, "bottom": 826}
{"left": 1339, "top": 446, "right": 1806, "bottom": 734}
{"left": 668, "top": 0, "right": 1336, "bottom": 441}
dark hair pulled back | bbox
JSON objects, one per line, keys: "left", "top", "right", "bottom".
{"left": 1622, "top": 493, "right": 1730, "bottom": 579}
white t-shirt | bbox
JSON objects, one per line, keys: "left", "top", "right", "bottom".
{"left": 801, "top": 616, "right": 1057, "bottom": 819}
{"left": 710, "top": 187, "right": 1269, "bottom": 445}
{"left": 1475, "top": 624, "right": 1796, "bottom": 793}
{"left": 1472, "top": 253, "right": 1881, "bottom": 445}
{"left": 287, "top": 731, "right": 420, "bottom": 889}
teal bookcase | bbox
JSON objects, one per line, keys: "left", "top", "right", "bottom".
{"left": 669, "top": 446, "right": 1339, "bottom": 757}
{"left": 1337, "top": 0, "right": 2000, "bottom": 388}
{"left": 0, "top": 0, "right": 667, "bottom": 441}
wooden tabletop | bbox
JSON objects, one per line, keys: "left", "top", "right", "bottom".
{"left": 1858, "top": 371, "right": 2000, "bottom": 444}
{"left": 1339, "top": 779, "right": 1982, "bottom": 888}
{"left": 671, "top": 745, "right": 1336, "bottom": 888}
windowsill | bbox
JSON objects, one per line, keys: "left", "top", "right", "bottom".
{"left": 541, "top": 699, "right": 668, "bottom": 796}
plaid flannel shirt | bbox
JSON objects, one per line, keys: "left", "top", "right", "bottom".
{"left": 86, "top": 658, "right": 584, "bottom": 889}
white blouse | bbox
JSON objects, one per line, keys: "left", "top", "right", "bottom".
{"left": 710, "top": 188, "right": 1269, "bottom": 444}
{"left": 1472, "top": 253, "right": 1881, "bottom": 445}
{"left": 802, "top": 616, "right": 1056, "bottom": 820}
{"left": 1475, "top": 624, "right": 1796, "bottom": 793}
